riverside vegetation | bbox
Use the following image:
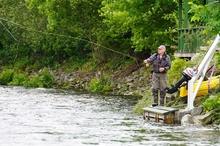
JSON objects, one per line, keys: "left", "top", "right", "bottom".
{"left": 0, "top": 0, "right": 220, "bottom": 125}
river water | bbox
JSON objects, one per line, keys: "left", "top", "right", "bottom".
{"left": 0, "top": 86, "right": 219, "bottom": 146}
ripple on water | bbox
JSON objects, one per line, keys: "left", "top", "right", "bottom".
{"left": 0, "top": 86, "right": 219, "bottom": 146}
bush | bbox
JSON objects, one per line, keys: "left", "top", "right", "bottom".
{"left": 24, "top": 68, "right": 54, "bottom": 88}
{"left": 9, "top": 72, "right": 28, "bottom": 86}
{"left": 167, "top": 58, "right": 189, "bottom": 85}
{"left": 13, "top": 58, "right": 30, "bottom": 70}
{"left": 0, "top": 69, "right": 14, "bottom": 85}
{"left": 203, "top": 94, "right": 220, "bottom": 112}
{"left": 202, "top": 93, "right": 220, "bottom": 125}
{"left": 38, "top": 68, "right": 55, "bottom": 88}
{"left": 24, "top": 75, "right": 43, "bottom": 88}
{"left": 62, "top": 57, "right": 88, "bottom": 72}
{"left": 80, "top": 58, "right": 97, "bottom": 72}
{"left": 88, "top": 76, "right": 112, "bottom": 93}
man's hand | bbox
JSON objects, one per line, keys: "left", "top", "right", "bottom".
{"left": 145, "top": 63, "right": 150, "bottom": 67}
{"left": 144, "top": 59, "right": 149, "bottom": 64}
{"left": 159, "top": 67, "right": 165, "bottom": 72}
{"left": 144, "top": 59, "right": 150, "bottom": 67}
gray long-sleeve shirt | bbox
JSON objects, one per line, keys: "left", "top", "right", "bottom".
{"left": 147, "top": 53, "right": 171, "bottom": 73}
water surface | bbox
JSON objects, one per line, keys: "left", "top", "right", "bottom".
{"left": 0, "top": 86, "right": 219, "bottom": 146}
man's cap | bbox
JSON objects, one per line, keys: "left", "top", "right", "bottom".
{"left": 158, "top": 45, "right": 166, "bottom": 49}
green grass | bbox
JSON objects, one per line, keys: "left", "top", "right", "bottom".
{"left": 0, "top": 69, "right": 14, "bottom": 85}
{"left": 24, "top": 68, "right": 55, "bottom": 88}
{"left": 88, "top": 75, "right": 112, "bottom": 93}
{"left": 9, "top": 72, "right": 28, "bottom": 86}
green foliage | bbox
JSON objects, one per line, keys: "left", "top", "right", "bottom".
{"left": 13, "top": 58, "right": 30, "bottom": 70}
{"left": 133, "top": 91, "right": 152, "bottom": 115}
{"left": 203, "top": 94, "right": 220, "bottom": 112}
{"left": 104, "top": 57, "right": 134, "bottom": 71}
{"left": 202, "top": 93, "right": 220, "bottom": 125}
{"left": 62, "top": 57, "right": 88, "bottom": 73}
{"left": 24, "top": 75, "right": 43, "bottom": 88}
{"left": 38, "top": 68, "right": 55, "bottom": 88}
{"left": 190, "top": 1, "right": 220, "bottom": 34}
{"left": 214, "top": 53, "right": 220, "bottom": 72}
{"left": 0, "top": 67, "right": 54, "bottom": 88}
{"left": 88, "top": 76, "right": 112, "bottom": 93}
{"left": 80, "top": 59, "right": 97, "bottom": 72}
{"left": 167, "top": 58, "right": 189, "bottom": 85}
{"left": 100, "top": 0, "right": 177, "bottom": 52}
{"left": 9, "top": 72, "right": 28, "bottom": 86}
{"left": 0, "top": 69, "right": 14, "bottom": 85}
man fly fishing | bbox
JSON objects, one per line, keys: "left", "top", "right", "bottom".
{"left": 144, "top": 45, "right": 171, "bottom": 106}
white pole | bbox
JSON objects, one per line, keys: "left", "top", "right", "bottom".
{"left": 187, "top": 34, "right": 220, "bottom": 110}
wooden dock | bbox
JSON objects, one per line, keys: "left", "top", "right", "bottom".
{"left": 143, "top": 106, "right": 178, "bottom": 124}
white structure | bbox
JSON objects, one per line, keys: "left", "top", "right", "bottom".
{"left": 187, "top": 34, "right": 220, "bottom": 110}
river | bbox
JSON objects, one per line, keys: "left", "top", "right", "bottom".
{"left": 0, "top": 86, "right": 219, "bottom": 146}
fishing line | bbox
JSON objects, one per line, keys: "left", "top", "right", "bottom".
{"left": 0, "top": 17, "right": 137, "bottom": 61}
{"left": 0, "top": 20, "right": 17, "bottom": 41}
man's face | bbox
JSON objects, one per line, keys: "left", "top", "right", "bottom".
{"left": 157, "top": 47, "right": 165, "bottom": 55}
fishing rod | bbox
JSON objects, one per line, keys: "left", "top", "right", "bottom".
{"left": 0, "top": 17, "right": 138, "bottom": 63}
{"left": 0, "top": 20, "right": 17, "bottom": 41}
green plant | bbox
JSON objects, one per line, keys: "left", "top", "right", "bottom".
{"left": 9, "top": 72, "right": 28, "bottom": 86}
{"left": 24, "top": 75, "right": 43, "bottom": 88}
{"left": 167, "top": 58, "right": 189, "bottom": 85}
{"left": 38, "top": 68, "right": 55, "bottom": 88}
{"left": 203, "top": 94, "right": 220, "bottom": 112}
{"left": 13, "top": 58, "right": 30, "bottom": 70}
{"left": 24, "top": 68, "right": 54, "bottom": 88}
{"left": 88, "top": 76, "right": 112, "bottom": 93}
{"left": 0, "top": 69, "right": 14, "bottom": 85}
{"left": 80, "top": 59, "right": 97, "bottom": 72}
{"left": 62, "top": 57, "right": 88, "bottom": 72}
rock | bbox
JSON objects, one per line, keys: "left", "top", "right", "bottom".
{"left": 126, "top": 78, "right": 133, "bottom": 82}
{"left": 181, "top": 114, "right": 194, "bottom": 126}
{"left": 176, "top": 109, "right": 191, "bottom": 123}
{"left": 127, "top": 82, "right": 134, "bottom": 86}
{"left": 193, "top": 112, "right": 212, "bottom": 125}
{"left": 124, "top": 91, "right": 134, "bottom": 96}
{"left": 191, "top": 106, "right": 203, "bottom": 116}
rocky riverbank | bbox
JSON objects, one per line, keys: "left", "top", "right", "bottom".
{"left": 54, "top": 65, "right": 151, "bottom": 97}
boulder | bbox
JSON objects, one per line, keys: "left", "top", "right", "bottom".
{"left": 191, "top": 106, "right": 203, "bottom": 116}
{"left": 176, "top": 109, "right": 191, "bottom": 123}
{"left": 181, "top": 114, "right": 194, "bottom": 126}
{"left": 193, "top": 112, "right": 212, "bottom": 125}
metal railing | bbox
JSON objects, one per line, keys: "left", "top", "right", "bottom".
{"left": 178, "top": 27, "right": 207, "bottom": 54}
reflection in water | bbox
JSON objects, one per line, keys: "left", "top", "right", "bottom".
{"left": 0, "top": 86, "right": 219, "bottom": 146}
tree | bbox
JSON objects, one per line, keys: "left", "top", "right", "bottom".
{"left": 100, "top": 0, "right": 177, "bottom": 52}
{"left": 190, "top": 1, "right": 220, "bottom": 35}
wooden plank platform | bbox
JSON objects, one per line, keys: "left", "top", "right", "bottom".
{"left": 143, "top": 106, "right": 178, "bottom": 124}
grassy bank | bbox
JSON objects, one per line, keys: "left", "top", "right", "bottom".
{"left": 0, "top": 68, "right": 55, "bottom": 88}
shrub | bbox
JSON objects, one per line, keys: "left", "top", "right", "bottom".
{"left": 0, "top": 69, "right": 14, "bottom": 85}
{"left": 9, "top": 72, "right": 28, "bottom": 86}
{"left": 62, "top": 57, "right": 87, "bottom": 72}
{"left": 88, "top": 76, "right": 112, "bottom": 93}
{"left": 80, "top": 59, "right": 97, "bottom": 72}
{"left": 167, "top": 58, "right": 189, "bottom": 85}
{"left": 38, "top": 68, "right": 55, "bottom": 88}
{"left": 202, "top": 93, "right": 220, "bottom": 125}
{"left": 24, "top": 75, "right": 43, "bottom": 88}
{"left": 203, "top": 94, "right": 220, "bottom": 112}
{"left": 24, "top": 68, "right": 54, "bottom": 88}
{"left": 13, "top": 58, "right": 30, "bottom": 70}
